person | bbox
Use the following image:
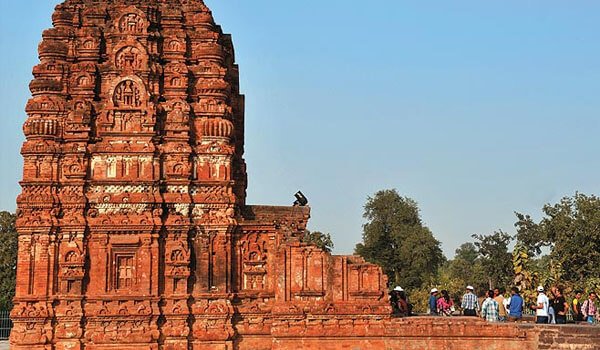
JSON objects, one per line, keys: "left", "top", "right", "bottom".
{"left": 437, "top": 290, "right": 454, "bottom": 316}
{"left": 581, "top": 291, "right": 598, "bottom": 324}
{"left": 398, "top": 289, "right": 410, "bottom": 316}
{"left": 429, "top": 288, "right": 439, "bottom": 315}
{"left": 389, "top": 286, "right": 401, "bottom": 315}
{"left": 493, "top": 288, "right": 507, "bottom": 322}
{"left": 461, "top": 285, "right": 479, "bottom": 316}
{"left": 481, "top": 289, "right": 500, "bottom": 322}
{"left": 507, "top": 287, "right": 524, "bottom": 322}
{"left": 551, "top": 287, "right": 569, "bottom": 324}
{"left": 572, "top": 290, "right": 584, "bottom": 322}
{"left": 532, "top": 286, "right": 550, "bottom": 324}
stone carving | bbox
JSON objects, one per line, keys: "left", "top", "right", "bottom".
{"left": 115, "top": 46, "right": 144, "bottom": 70}
{"left": 12, "top": 1, "right": 391, "bottom": 350}
{"left": 113, "top": 80, "right": 143, "bottom": 108}
{"left": 118, "top": 13, "right": 145, "bottom": 34}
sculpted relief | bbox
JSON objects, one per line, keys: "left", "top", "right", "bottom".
{"left": 113, "top": 80, "right": 143, "bottom": 108}
{"left": 11, "top": 2, "right": 390, "bottom": 350}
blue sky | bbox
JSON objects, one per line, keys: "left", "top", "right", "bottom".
{"left": 1, "top": 1, "right": 599, "bottom": 257}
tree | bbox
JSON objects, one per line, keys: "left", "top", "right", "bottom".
{"left": 515, "top": 193, "right": 600, "bottom": 288}
{"left": 0, "top": 211, "right": 17, "bottom": 310}
{"left": 445, "top": 243, "right": 487, "bottom": 294}
{"left": 355, "top": 189, "right": 445, "bottom": 290}
{"left": 302, "top": 230, "right": 334, "bottom": 253}
{"left": 512, "top": 241, "right": 536, "bottom": 304}
{"left": 472, "top": 230, "right": 513, "bottom": 289}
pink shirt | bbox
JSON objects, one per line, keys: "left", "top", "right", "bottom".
{"left": 437, "top": 297, "right": 454, "bottom": 311}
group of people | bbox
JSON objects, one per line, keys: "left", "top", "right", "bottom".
{"left": 390, "top": 284, "right": 599, "bottom": 325}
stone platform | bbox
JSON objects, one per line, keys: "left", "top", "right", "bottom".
{"left": 266, "top": 317, "right": 598, "bottom": 350}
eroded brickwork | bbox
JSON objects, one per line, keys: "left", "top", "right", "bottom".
{"left": 13, "top": 1, "right": 600, "bottom": 349}
{"left": 11, "top": 1, "right": 389, "bottom": 349}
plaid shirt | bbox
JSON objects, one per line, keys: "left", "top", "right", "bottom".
{"left": 582, "top": 299, "right": 598, "bottom": 318}
{"left": 461, "top": 292, "right": 479, "bottom": 310}
{"left": 481, "top": 298, "right": 499, "bottom": 322}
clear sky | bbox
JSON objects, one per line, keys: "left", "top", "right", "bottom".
{"left": 1, "top": 1, "right": 599, "bottom": 257}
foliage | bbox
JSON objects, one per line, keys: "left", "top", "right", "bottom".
{"left": 515, "top": 193, "right": 600, "bottom": 288}
{"left": 472, "top": 230, "right": 513, "bottom": 289}
{"left": 302, "top": 230, "right": 334, "bottom": 253}
{"left": 512, "top": 241, "right": 537, "bottom": 304}
{"left": 408, "top": 287, "right": 431, "bottom": 314}
{"left": 0, "top": 211, "right": 17, "bottom": 310}
{"left": 443, "top": 243, "right": 488, "bottom": 298}
{"left": 355, "top": 189, "right": 445, "bottom": 291}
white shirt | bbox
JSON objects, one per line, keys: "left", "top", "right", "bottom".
{"left": 536, "top": 293, "right": 549, "bottom": 317}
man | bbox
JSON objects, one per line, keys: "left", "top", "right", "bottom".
{"left": 581, "top": 291, "right": 598, "bottom": 324}
{"left": 429, "top": 288, "right": 439, "bottom": 315}
{"left": 481, "top": 290, "right": 500, "bottom": 322}
{"left": 493, "top": 288, "right": 507, "bottom": 321}
{"left": 572, "top": 290, "right": 584, "bottom": 322}
{"left": 551, "top": 287, "right": 569, "bottom": 324}
{"left": 507, "top": 287, "right": 524, "bottom": 322}
{"left": 461, "top": 285, "right": 479, "bottom": 316}
{"left": 532, "top": 286, "right": 550, "bottom": 324}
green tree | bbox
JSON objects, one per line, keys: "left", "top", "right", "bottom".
{"left": 445, "top": 243, "right": 487, "bottom": 294}
{"left": 0, "top": 211, "right": 17, "bottom": 310}
{"left": 472, "top": 230, "right": 513, "bottom": 289}
{"left": 302, "top": 230, "right": 334, "bottom": 253}
{"left": 515, "top": 193, "right": 600, "bottom": 288}
{"left": 355, "top": 189, "right": 445, "bottom": 290}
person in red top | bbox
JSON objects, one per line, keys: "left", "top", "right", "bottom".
{"left": 437, "top": 290, "right": 454, "bottom": 316}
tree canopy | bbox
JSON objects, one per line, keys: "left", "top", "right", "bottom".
{"left": 302, "top": 230, "right": 334, "bottom": 253}
{"left": 0, "top": 211, "right": 17, "bottom": 310}
{"left": 515, "top": 193, "right": 600, "bottom": 290}
{"left": 472, "top": 230, "right": 513, "bottom": 290}
{"left": 355, "top": 189, "right": 444, "bottom": 290}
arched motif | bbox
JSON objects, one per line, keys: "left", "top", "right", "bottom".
{"left": 82, "top": 39, "right": 95, "bottom": 50}
{"left": 115, "top": 46, "right": 144, "bottom": 70}
{"left": 113, "top": 80, "right": 143, "bottom": 108}
{"left": 65, "top": 250, "right": 79, "bottom": 263}
{"left": 167, "top": 39, "right": 183, "bottom": 51}
{"left": 118, "top": 13, "right": 145, "bottom": 34}
{"left": 75, "top": 74, "right": 93, "bottom": 87}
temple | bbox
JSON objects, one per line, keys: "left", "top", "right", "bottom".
{"left": 12, "top": 1, "right": 600, "bottom": 350}
{"left": 11, "top": 1, "right": 389, "bottom": 349}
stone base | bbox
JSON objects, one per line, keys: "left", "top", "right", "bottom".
{"left": 191, "top": 341, "right": 234, "bottom": 350}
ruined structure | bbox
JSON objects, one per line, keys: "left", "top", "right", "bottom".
{"left": 12, "top": 1, "right": 600, "bottom": 350}
{"left": 11, "top": 1, "right": 389, "bottom": 349}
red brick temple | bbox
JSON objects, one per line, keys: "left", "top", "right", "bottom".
{"left": 11, "top": 1, "right": 389, "bottom": 349}
{"left": 11, "top": 1, "right": 600, "bottom": 350}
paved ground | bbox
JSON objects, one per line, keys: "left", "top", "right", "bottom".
{"left": 0, "top": 340, "right": 8, "bottom": 349}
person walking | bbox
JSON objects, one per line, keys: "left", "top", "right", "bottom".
{"left": 507, "top": 287, "right": 524, "bottom": 322}
{"left": 481, "top": 290, "right": 500, "bottom": 322}
{"left": 461, "top": 285, "right": 479, "bottom": 316}
{"left": 551, "top": 287, "right": 569, "bottom": 324}
{"left": 581, "top": 291, "right": 598, "bottom": 324}
{"left": 437, "top": 290, "right": 454, "bottom": 316}
{"left": 493, "top": 288, "right": 507, "bottom": 322}
{"left": 429, "top": 288, "right": 439, "bottom": 315}
{"left": 572, "top": 290, "right": 584, "bottom": 323}
{"left": 532, "top": 286, "right": 550, "bottom": 324}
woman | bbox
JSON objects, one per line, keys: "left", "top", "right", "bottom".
{"left": 437, "top": 290, "right": 454, "bottom": 316}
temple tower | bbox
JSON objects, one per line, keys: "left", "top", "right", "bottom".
{"left": 12, "top": 1, "right": 388, "bottom": 350}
